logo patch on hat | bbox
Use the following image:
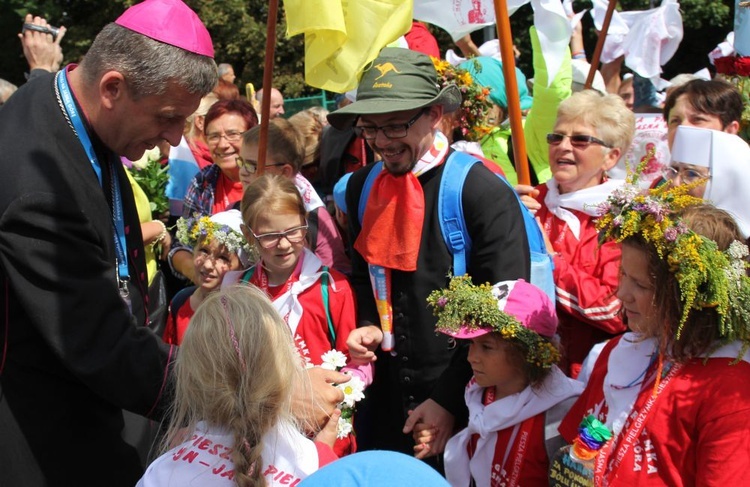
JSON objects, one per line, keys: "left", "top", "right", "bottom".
{"left": 374, "top": 62, "right": 401, "bottom": 80}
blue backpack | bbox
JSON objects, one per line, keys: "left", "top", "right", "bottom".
{"left": 357, "top": 151, "right": 555, "bottom": 302}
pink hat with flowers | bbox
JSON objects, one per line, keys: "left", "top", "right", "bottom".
{"left": 428, "top": 277, "right": 560, "bottom": 369}
{"left": 428, "top": 277, "right": 558, "bottom": 339}
{"left": 115, "top": 0, "right": 214, "bottom": 58}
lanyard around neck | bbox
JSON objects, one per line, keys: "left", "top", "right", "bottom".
{"left": 56, "top": 70, "right": 129, "bottom": 283}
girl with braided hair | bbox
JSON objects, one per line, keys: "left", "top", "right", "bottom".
{"left": 138, "top": 286, "right": 338, "bottom": 486}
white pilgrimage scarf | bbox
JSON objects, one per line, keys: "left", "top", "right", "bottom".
{"left": 445, "top": 366, "right": 583, "bottom": 487}
{"left": 602, "top": 332, "right": 750, "bottom": 436}
{"left": 137, "top": 420, "right": 319, "bottom": 487}
{"left": 265, "top": 248, "right": 334, "bottom": 337}
{"left": 294, "top": 173, "right": 325, "bottom": 212}
{"left": 544, "top": 178, "right": 624, "bottom": 240}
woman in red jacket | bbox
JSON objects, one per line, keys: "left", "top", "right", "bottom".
{"left": 519, "top": 90, "right": 635, "bottom": 377}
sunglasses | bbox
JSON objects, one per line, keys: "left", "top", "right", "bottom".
{"left": 546, "top": 133, "right": 612, "bottom": 149}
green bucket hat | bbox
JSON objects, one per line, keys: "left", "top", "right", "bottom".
{"left": 327, "top": 47, "right": 462, "bottom": 130}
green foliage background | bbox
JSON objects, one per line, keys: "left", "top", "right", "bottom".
{"left": 0, "top": 0, "right": 735, "bottom": 97}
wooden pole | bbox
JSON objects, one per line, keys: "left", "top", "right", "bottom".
{"left": 492, "top": 0, "right": 530, "bottom": 186}
{"left": 257, "top": 0, "right": 279, "bottom": 172}
{"left": 585, "top": 0, "right": 617, "bottom": 89}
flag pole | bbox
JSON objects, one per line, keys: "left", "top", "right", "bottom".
{"left": 585, "top": 0, "right": 617, "bottom": 89}
{"left": 257, "top": 0, "right": 280, "bottom": 173}
{"left": 492, "top": 0, "right": 530, "bottom": 186}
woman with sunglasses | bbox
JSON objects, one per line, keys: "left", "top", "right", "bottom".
{"left": 224, "top": 174, "right": 363, "bottom": 457}
{"left": 519, "top": 90, "right": 635, "bottom": 378}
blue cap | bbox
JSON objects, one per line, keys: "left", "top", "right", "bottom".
{"left": 299, "top": 450, "right": 450, "bottom": 486}
{"left": 459, "top": 56, "right": 533, "bottom": 110}
{"left": 333, "top": 172, "right": 352, "bottom": 214}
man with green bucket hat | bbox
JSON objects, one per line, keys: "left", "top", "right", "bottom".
{"left": 329, "top": 47, "right": 530, "bottom": 463}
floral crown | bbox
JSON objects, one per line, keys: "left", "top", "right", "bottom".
{"left": 595, "top": 164, "right": 750, "bottom": 345}
{"left": 432, "top": 57, "right": 493, "bottom": 142}
{"left": 175, "top": 214, "right": 254, "bottom": 263}
{"left": 427, "top": 276, "right": 560, "bottom": 370}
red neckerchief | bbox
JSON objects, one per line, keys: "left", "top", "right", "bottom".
{"left": 212, "top": 172, "right": 244, "bottom": 215}
{"left": 189, "top": 139, "right": 213, "bottom": 169}
{"left": 466, "top": 387, "right": 538, "bottom": 487}
{"left": 593, "top": 360, "right": 684, "bottom": 486}
{"left": 249, "top": 255, "right": 305, "bottom": 301}
{"left": 354, "top": 134, "right": 448, "bottom": 272}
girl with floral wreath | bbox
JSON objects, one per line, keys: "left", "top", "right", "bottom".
{"left": 558, "top": 173, "right": 750, "bottom": 484}
{"left": 413, "top": 277, "right": 582, "bottom": 485}
{"left": 163, "top": 209, "right": 253, "bottom": 345}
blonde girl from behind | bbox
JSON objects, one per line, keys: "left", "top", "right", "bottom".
{"left": 137, "top": 285, "right": 338, "bottom": 487}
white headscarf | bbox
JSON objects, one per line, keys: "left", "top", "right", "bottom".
{"left": 671, "top": 126, "right": 750, "bottom": 239}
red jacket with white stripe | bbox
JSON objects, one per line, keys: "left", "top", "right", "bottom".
{"left": 535, "top": 185, "right": 625, "bottom": 377}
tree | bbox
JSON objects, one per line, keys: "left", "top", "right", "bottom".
{"left": 0, "top": 0, "right": 736, "bottom": 96}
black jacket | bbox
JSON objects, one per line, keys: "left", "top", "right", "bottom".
{"left": 0, "top": 72, "right": 174, "bottom": 486}
{"left": 346, "top": 153, "right": 530, "bottom": 453}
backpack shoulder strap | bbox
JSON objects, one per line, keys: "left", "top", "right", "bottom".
{"left": 494, "top": 174, "right": 547, "bottom": 255}
{"left": 438, "top": 151, "right": 480, "bottom": 277}
{"left": 320, "top": 266, "right": 336, "bottom": 349}
{"left": 240, "top": 267, "right": 256, "bottom": 284}
{"left": 357, "top": 161, "right": 384, "bottom": 225}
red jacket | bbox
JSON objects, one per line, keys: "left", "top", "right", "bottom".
{"left": 535, "top": 184, "right": 625, "bottom": 377}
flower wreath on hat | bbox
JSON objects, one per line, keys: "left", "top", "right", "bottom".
{"left": 431, "top": 57, "right": 493, "bottom": 142}
{"left": 176, "top": 214, "right": 254, "bottom": 264}
{"left": 427, "top": 275, "right": 560, "bottom": 370}
{"left": 595, "top": 161, "right": 750, "bottom": 355}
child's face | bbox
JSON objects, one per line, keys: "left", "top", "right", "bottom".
{"left": 239, "top": 142, "right": 291, "bottom": 191}
{"left": 250, "top": 211, "right": 307, "bottom": 279}
{"left": 617, "top": 243, "right": 658, "bottom": 337}
{"left": 193, "top": 239, "right": 242, "bottom": 292}
{"left": 468, "top": 334, "right": 526, "bottom": 394}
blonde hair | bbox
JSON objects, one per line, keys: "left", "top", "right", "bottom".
{"left": 242, "top": 118, "right": 305, "bottom": 173}
{"left": 162, "top": 285, "right": 304, "bottom": 487}
{"left": 186, "top": 92, "right": 219, "bottom": 137}
{"left": 288, "top": 110, "right": 324, "bottom": 167}
{"left": 240, "top": 174, "right": 306, "bottom": 232}
{"left": 556, "top": 89, "right": 635, "bottom": 153}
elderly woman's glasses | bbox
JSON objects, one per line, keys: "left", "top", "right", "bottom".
{"left": 206, "top": 131, "right": 243, "bottom": 144}
{"left": 251, "top": 225, "right": 308, "bottom": 248}
{"left": 662, "top": 165, "right": 710, "bottom": 184}
{"left": 546, "top": 133, "right": 612, "bottom": 149}
{"left": 354, "top": 108, "right": 428, "bottom": 140}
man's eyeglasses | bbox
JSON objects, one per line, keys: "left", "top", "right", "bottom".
{"left": 662, "top": 165, "right": 710, "bottom": 184}
{"left": 354, "top": 108, "right": 428, "bottom": 140}
{"left": 250, "top": 225, "right": 308, "bottom": 249}
{"left": 235, "top": 156, "right": 286, "bottom": 174}
{"left": 206, "top": 130, "right": 244, "bottom": 144}
{"left": 546, "top": 133, "right": 612, "bottom": 149}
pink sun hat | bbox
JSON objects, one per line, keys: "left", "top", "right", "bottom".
{"left": 115, "top": 0, "right": 214, "bottom": 58}
{"left": 445, "top": 279, "right": 558, "bottom": 340}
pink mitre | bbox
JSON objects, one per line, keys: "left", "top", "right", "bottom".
{"left": 445, "top": 279, "right": 558, "bottom": 340}
{"left": 115, "top": 0, "right": 214, "bottom": 58}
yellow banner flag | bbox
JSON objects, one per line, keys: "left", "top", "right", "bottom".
{"left": 285, "top": 0, "right": 413, "bottom": 92}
